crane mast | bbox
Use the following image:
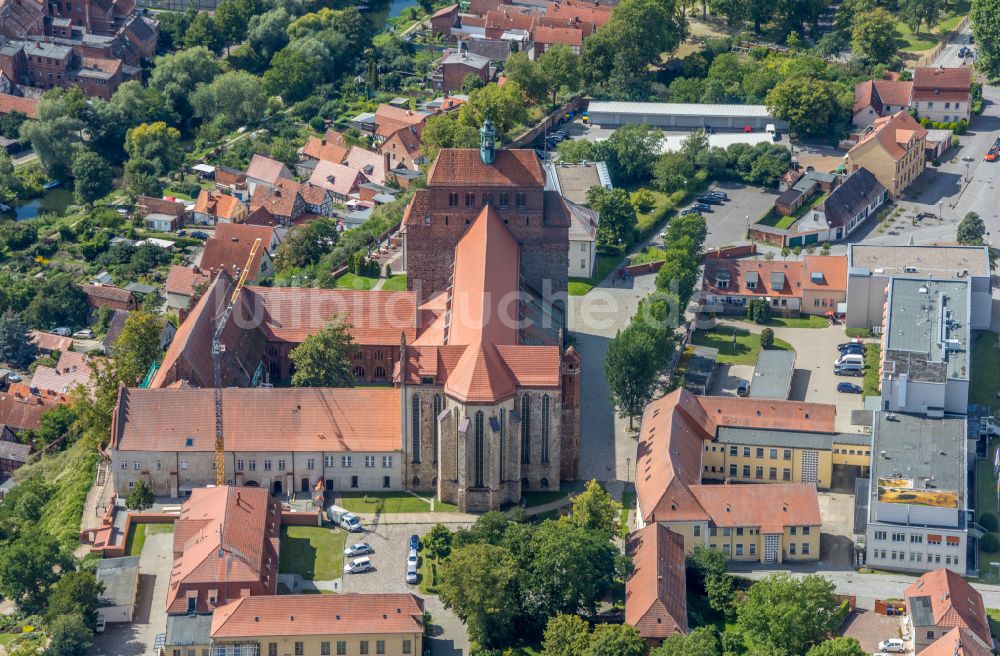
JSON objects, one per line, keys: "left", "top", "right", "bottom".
{"left": 213, "top": 237, "right": 262, "bottom": 486}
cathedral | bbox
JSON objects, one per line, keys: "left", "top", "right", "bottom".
{"left": 112, "top": 124, "right": 580, "bottom": 512}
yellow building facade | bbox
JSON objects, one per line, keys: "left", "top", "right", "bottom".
{"left": 845, "top": 111, "right": 926, "bottom": 198}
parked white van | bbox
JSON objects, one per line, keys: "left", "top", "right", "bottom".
{"left": 835, "top": 354, "right": 864, "bottom": 367}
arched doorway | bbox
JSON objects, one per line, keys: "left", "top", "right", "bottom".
{"left": 272, "top": 480, "right": 283, "bottom": 495}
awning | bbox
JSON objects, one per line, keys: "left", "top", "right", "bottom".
{"left": 191, "top": 163, "right": 215, "bottom": 174}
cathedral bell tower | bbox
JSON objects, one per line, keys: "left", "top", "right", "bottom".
{"left": 479, "top": 118, "right": 496, "bottom": 165}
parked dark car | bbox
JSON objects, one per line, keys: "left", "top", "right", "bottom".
{"left": 679, "top": 208, "right": 702, "bottom": 216}
{"left": 837, "top": 382, "right": 863, "bottom": 394}
{"left": 696, "top": 195, "right": 723, "bottom": 205}
{"left": 736, "top": 380, "right": 749, "bottom": 396}
{"left": 707, "top": 191, "right": 729, "bottom": 201}
{"left": 835, "top": 367, "right": 863, "bottom": 377}
{"left": 837, "top": 342, "right": 866, "bottom": 354}
{"left": 190, "top": 231, "right": 210, "bottom": 240}
{"left": 409, "top": 534, "right": 421, "bottom": 551}
{"left": 689, "top": 203, "right": 712, "bottom": 212}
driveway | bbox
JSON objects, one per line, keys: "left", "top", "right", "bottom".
{"left": 818, "top": 492, "right": 856, "bottom": 567}
{"left": 708, "top": 364, "right": 754, "bottom": 396}
{"left": 340, "top": 523, "right": 471, "bottom": 656}
{"left": 841, "top": 610, "right": 906, "bottom": 654}
{"left": 568, "top": 273, "right": 658, "bottom": 483}
{"left": 90, "top": 532, "right": 172, "bottom": 656}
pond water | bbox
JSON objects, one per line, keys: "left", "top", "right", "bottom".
{"left": 365, "top": 0, "right": 420, "bottom": 32}
{"left": 2, "top": 187, "right": 75, "bottom": 221}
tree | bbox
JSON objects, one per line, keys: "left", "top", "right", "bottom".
{"left": 747, "top": 298, "right": 772, "bottom": 324}
{"left": 125, "top": 122, "right": 182, "bottom": 176}
{"left": 184, "top": 11, "right": 224, "bottom": 53}
{"left": 587, "top": 187, "right": 637, "bottom": 250}
{"left": 631, "top": 189, "right": 656, "bottom": 213}
{"left": 457, "top": 81, "right": 529, "bottom": 139}
{"left": 45, "top": 612, "right": 92, "bottom": 656}
{"left": 0, "top": 311, "right": 37, "bottom": 368}
{"left": 126, "top": 479, "right": 155, "bottom": 510}
{"left": 569, "top": 480, "right": 621, "bottom": 536}
{"left": 263, "top": 46, "right": 322, "bottom": 102}
{"left": 0, "top": 527, "right": 71, "bottom": 610}
{"left": 526, "top": 521, "right": 619, "bottom": 620}
{"left": 737, "top": 573, "right": 841, "bottom": 655}
{"left": 972, "top": 0, "right": 1000, "bottom": 78}
{"left": 461, "top": 73, "right": 487, "bottom": 94}
{"left": 851, "top": 8, "right": 900, "bottom": 68}
{"left": 651, "top": 627, "right": 721, "bottom": 656}
{"left": 505, "top": 52, "right": 549, "bottom": 104}
{"left": 23, "top": 275, "right": 88, "bottom": 329}
{"left": 423, "top": 523, "right": 453, "bottom": 561}
{"left": 542, "top": 614, "right": 592, "bottom": 656}
{"left": 760, "top": 327, "right": 775, "bottom": 349}
{"left": 71, "top": 149, "right": 113, "bottom": 206}
{"left": 979, "top": 512, "right": 999, "bottom": 532}
{"left": 248, "top": 8, "right": 292, "bottom": 62}
{"left": 438, "top": 543, "right": 520, "bottom": 648}
{"left": 900, "top": 0, "right": 942, "bottom": 32}
{"left": 276, "top": 219, "right": 339, "bottom": 270}
{"left": 78, "top": 311, "right": 162, "bottom": 441}
{"left": 46, "top": 570, "right": 103, "bottom": 630}
{"left": 214, "top": 0, "right": 257, "bottom": 49}
{"left": 0, "top": 221, "right": 37, "bottom": 252}
{"left": 766, "top": 77, "right": 848, "bottom": 137}
{"left": 586, "top": 624, "right": 646, "bottom": 656}
{"left": 605, "top": 324, "right": 660, "bottom": 429}
{"left": 806, "top": 637, "right": 865, "bottom": 656}
{"left": 190, "top": 71, "right": 269, "bottom": 131}
{"left": 0, "top": 110, "right": 26, "bottom": 140}
{"left": 123, "top": 157, "right": 164, "bottom": 198}
{"left": 289, "top": 318, "right": 356, "bottom": 387}
{"left": 957, "top": 211, "right": 986, "bottom": 244}
{"left": 149, "top": 47, "right": 222, "bottom": 119}
{"left": 19, "top": 114, "right": 82, "bottom": 179}
{"left": 538, "top": 44, "right": 582, "bottom": 104}
{"left": 686, "top": 546, "right": 735, "bottom": 617}
{"left": 601, "top": 123, "right": 663, "bottom": 185}
{"left": 583, "top": 0, "right": 686, "bottom": 96}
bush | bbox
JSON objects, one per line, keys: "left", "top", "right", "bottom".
{"left": 981, "top": 532, "right": 1000, "bottom": 552}
{"left": 126, "top": 479, "right": 155, "bottom": 510}
{"left": 760, "top": 327, "right": 775, "bottom": 349}
{"left": 980, "top": 512, "right": 999, "bottom": 533}
{"left": 747, "top": 298, "right": 772, "bottom": 324}
{"left": 309, "top": 116, "right": 326, "bottom": 132}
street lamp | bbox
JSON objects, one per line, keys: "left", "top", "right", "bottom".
{"left": 626, "top": 457, "right": 631, "bottom": 485}
{"left": 939, "top": 200, "right": 943, "bottom": 219}
{"left": 745, "top": 215, "right": 750, "bottom": 239}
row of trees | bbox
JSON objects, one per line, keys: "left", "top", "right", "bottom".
{"left": 435, "top": 482, "right": 626, "bottom": 649}
{"left": 605, "top": 213, "right": 708, "bottom": 426}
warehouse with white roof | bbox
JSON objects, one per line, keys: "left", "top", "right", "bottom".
{"left": 586, "top": 101, "right": 788, "bottom": 131}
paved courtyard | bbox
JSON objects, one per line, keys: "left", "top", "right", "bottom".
{"left": 90, "top": 531, "right": 172, "bottom": 656}
{"left": 568, "top": 272, "right": 657, "bottom": 483}
{"left": 841, "top": 610, "right": 905, "bottom": 654}
{"left": 339, "top": 522, "right": 471, "bottom": 656}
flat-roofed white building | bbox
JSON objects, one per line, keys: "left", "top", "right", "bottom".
{"left": 864, "top": 412, "right": 972, "bottom": 575}
{"left": 846, "top": 244, "right": 991, "bottom": 330}
{"left": 586, "top": 101, "right": 788, "bottom": 131}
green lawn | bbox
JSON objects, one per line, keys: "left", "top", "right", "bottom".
{"left": 689, "top": 327, "right": 794, "bottom": 365}
{"left": 418, "top": 554, "right": 443, "bottom": 595}
{"left": 621, "top": 486, "right": 635, "bottom": 536}
{"left": 863, "top": 343, "right": 882, "bottom": 397}
{"left": 632, "top": 187, "right": 675, "bottom": 235}
{"left": 334, "top": 273, "right": 379, "bottom": 290}
{"left": 568, "top": 254, "right": 620, "bottom": 296}
{"left": 976, "top": 452, "right": 1000, "bottom": 583}
{"left": 123, "top": 522, "right": 174, "bottom": 557}
{"left": 987, "top": 608, "right": 1000, "bottom": 636}
{"left": 845, "top": 327, "right": 874, "bottom": 339}
{"left": 338, "top": 491, "right": 458, "bottom": 513}
{"left": 896, "top": 22, "right": 937, "bottom": 52}
{"left": 279, "top": 525, "right": 346, "bottom": 580}
{"left": 522, "top": 491, "right": 568, "bottom": 507}
{"left": 970, "top": 331, "right": 1000, "bottom": 412}
{"left": 756, "top": 208, "right": 801, "bottom": 230}
{"left": 763, "top": 314, "right": 829, "bottom": 329}
{"left": 381, "top": 274, "right": 407, "bottom": 291}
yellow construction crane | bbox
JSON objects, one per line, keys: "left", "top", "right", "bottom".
{"left": 213, "top": 237, "right": 262, "bottom": 486}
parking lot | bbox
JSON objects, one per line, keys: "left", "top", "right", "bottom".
{"left": 841, "top": 610, "right": 907, "bottom": 654}
{"left": 705, "top": 321, "right": 869, "bottom": 435}
{"left": 340, "top": 524, "right": 429, "bottom": 595}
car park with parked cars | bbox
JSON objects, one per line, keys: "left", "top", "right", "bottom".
{"left": 696, "top": 194, "right": 723, "bottom": 205}
{"left": 409, "top": 534, "right": 421, "bottom": 551}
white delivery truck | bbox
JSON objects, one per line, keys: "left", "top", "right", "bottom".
{"left": 326, "top": 505, "right": 363, "bottom": 532}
